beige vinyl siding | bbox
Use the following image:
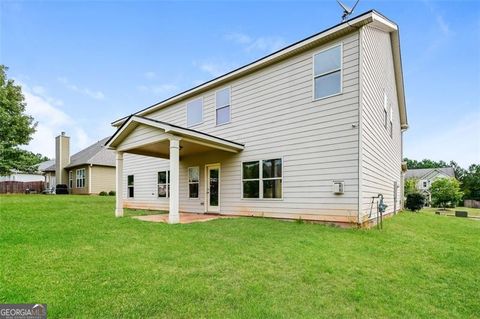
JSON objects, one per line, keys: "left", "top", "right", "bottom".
{"left": 360, "top": 25, "right": 402, "bottom": 219}
{"left": 123, "top": 32, "right": 361, "bottom": 221}
{"left": 90, "top": 166, "right": 116, "bottom": 194}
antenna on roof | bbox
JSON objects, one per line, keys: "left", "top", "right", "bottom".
{"left": 337, "top": 0, "right": 360, "bottom": 21}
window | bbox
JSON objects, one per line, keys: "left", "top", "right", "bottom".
{"left": 384, "top": 92, "right": 388, "bottom": 128}
{"left": 422, "top": 181, "right": 427, "bottom": 188}
{"left": 313, "top": 44, "right": 342, "bottom": 99}
{"left": 76, "top": 168, "right": 85, "bottom": 188}
{"left": 158, "top": 171, "right": 170, "bottom": 198}
{"left": 242, "top": 158, "right": 282, "bottom": 199}
{"left": 389, "top": 105, "right": 393, "bottom": 137}
{"left": 216, "top": 87, "right": 230, "bottom": 125}
{"left": 69, "top": 171, "right": 73, "bottom": 189}
{"left": 188, "top": 167, "right": 199, "bottom": 198}
{"left": 186, "top": 98, "right": 203, "bottom": 127}
{"left": 127, "top": 175, "right": 134, "bottom": 198}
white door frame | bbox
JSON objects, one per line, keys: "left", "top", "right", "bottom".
{"left": 205, "top": 163, "right": 220, "bottom": 213}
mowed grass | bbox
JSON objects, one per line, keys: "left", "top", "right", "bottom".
{"left": 421, "top": 206, "right": 480, "bottom": 217}
{"left": 0, "top": 195, "right": 479, "bottom": 318}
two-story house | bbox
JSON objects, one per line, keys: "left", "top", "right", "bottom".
{"left": 106, "top": 10, "right": 408, "bottom": 226}
{"left": 405, "top": 167, "right": 456, "bottom": 205}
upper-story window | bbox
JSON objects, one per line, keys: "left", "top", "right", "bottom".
{"left": 186, "top": 98, "right": 203, "bottom": 127}
{"left": 216, "top": 87, "right": 231, "bottom": 125}
{"left": 389, "top": 105, "right": 393, "bottom": 137}
{"left": 384, "top": 92, "right": 388, "bottom": 128}
{"left": 422, "top": 181, "right": 427, "bottom": 188}
{"left": 313, "top": 44, "right": 342, "bottom": 100}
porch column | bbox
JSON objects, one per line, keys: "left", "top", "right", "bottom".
{"left": 115, "top": 151, "right": 124, "bottom": 217}
{"left": 169, "top": 137, "right": 181, "bottom": 224}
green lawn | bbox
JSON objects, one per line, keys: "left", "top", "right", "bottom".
{"left": 1, "top": 195, "right": 479, "bottom": 318}
{"left": 421, "top": 206, "right": 480, "bottom": 217}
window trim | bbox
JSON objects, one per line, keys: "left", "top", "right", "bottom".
{"left": 241, "top": 157, "right": 283, "bottom": 201}
{"left": 186, "top": 97, "right": 204, "bottom": 128}
{"left": 389, "top": 105, "right": 393, "bottom": 138}
{"left": 76, "top": 168, "right": 85, "bottom": 188}
{"left": 69, "top": 170, "right": 73, "bottom": 189}
{"left": 157, "top": 170, "right": 170, "bottom": 199}
{"left": 312, "top": 42, "right": 343, "bottom": 101}
{"left": 127, "top": 174, "right": 134, "bottom": 198}
{"left": 188, "top": 166, "right": 200, "bottom": 199}
{"left": 215, "top": 86, "right": 231, "bottom": 126}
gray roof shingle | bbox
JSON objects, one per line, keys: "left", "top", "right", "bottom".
{"left": 39, "top": 137, "right": 115, "bottom": 172}
{"left": 405, "top": 167, "right": 455, "bottom": 179}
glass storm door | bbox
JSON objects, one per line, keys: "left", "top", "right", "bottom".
{"left": 207, "top": 165, "right": 220, "bottom": 212}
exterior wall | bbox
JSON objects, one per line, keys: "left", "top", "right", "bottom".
{"left": 123, "top": 32, "right": 361, "bottom": 222}
{"left": 416, "top": 172, "right": 450, "bottom": 190}
{"left": 69, "top": 165, "right": 90, "bottom": 195}
{"left": 90, "top": 166, "right": 116, "bottom": 194}
{"left": 359, "top": 25, "right": 402, "bottom": 220}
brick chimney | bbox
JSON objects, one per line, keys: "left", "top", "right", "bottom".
{"left": 55, "top": 132, "right": 70, "bottom": 185}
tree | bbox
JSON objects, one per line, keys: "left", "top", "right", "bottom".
{"left": 403, "top": 158, "right": 448, "bottom": 170}
{"left": 430, "top": 178, "right": 463, "bottom": 209}
{"left": 461, "top": 164, "right": 480, "bottom": 200}
{"left": 405, "top": 193, "right": 425, "bottom": 212}
{"left": 0, "top": 65, "right": 43, "bottom": 175}
{"left": 404, "top": 178, "right": 419, "bottom": 195}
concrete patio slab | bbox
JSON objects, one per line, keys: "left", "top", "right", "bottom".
{"left": 132, "top": 213, "right": 234, "bottom": 224}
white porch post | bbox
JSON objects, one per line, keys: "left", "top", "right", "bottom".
{"left": 115, "top": 151, "right": 124, "bottom": 217}
{"left": 169, "top": 137, "right": 181, "bottom": 224}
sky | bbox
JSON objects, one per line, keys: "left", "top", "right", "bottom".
{"left": 1, "top": 0, "right": 479, "bottom": 168}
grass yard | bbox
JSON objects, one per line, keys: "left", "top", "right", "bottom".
{"left": 1, "top": 195, "right": 479, "bottom": 318}
{"left": 421, "top": 206, "right": 480, "bottom": 218}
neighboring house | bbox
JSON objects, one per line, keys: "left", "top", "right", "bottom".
{"left": 106, "top": 10, "right": 408, "bottom": 226}
{"left": 405, "top": 167, "right": 456, "bottom": 205}
{"left": 39, "top": 132, "right": 116, "bottom": 194}
{"left": 38, "top": 160, "right": 56, "bottom": 189}
{"left": 0, "top": 170, "right": 44, "bottom": 183}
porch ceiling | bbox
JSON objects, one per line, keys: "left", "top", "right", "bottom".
{"left": 105, "top": 115, "right": 244, "bottom": 158}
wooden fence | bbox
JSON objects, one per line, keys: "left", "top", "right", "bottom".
{"left": 0, "top": 181, "right": 45, "bottom": 194}
{"left": 464, "top": 199, "right": 480, "bottom": 209}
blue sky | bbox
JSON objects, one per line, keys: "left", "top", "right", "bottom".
{"left": 1, "top": 0, "right": 479, "bottom": 168}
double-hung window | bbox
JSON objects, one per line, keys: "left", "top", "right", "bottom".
{"left": 186, "top": 98, "right": 203, "bottom": 127}
{"left": 216, "top": 87, "right": 230, "bottom": 125}
{"left": 242, "top": 158, "right": 282, "bottom": 199}
{"left": 313, "top": 44, "right": 342, "bottom": 100}
{"left": 127, "top": 175, "right": 134, "bottom": 198}
{"left": 76, "top": 168, "right": 85, "bottom": 188}
{"left": 383, "top": 92, "right": 389, "bottom": 128}
{"left": 188, "top": 167, "right": 199, "bottom": 198}
{"left": 158, "top": 171, "right": 170, "bottom": 198}
{"left": 69, "top": 171, "right": 73, "bottom": 189}
{"left": 389, "top": 105, "right": 393, "bottom": 137}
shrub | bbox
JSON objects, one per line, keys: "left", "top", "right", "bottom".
{"left": 99, "top": 191, "right": 108, "bottom": 196}
{"left": 108, "top": 190, "right": 116, "bottom": 196}
{"left": 405, "top": 193, "right": 425, "bottom": 212}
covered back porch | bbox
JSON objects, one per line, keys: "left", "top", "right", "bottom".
{"left": 105, "top": 116, "right": 244, "bottom": 223}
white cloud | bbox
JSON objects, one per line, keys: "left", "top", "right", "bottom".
{"left": 195, "top": 61, "right": 238, "bottom": 78}
{"left": 58, "top": 76, "right": 105, "bottom": 100}
{"left": 18, "top": 82, "right": 94, "bottom": 158}
{"left": 405, "top": 112, "right": 480, "bottom": 168}
{"left": 144, "top": 71, "right": 157, "bottom": 79}
{"left": 225, "top": 32, "right": 287, "bottom": 54}
{"left": 137, "top": 83, "right": 178, "bottom": 95}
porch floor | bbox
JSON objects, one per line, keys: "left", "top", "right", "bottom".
{"left": 132, "top": 213, "right": 234, "bottom": 224}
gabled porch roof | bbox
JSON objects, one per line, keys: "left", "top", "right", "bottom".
{"left": 105, "top": 115, "right": 244, "bottom": 158}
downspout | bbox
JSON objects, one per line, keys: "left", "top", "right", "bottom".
{"left": 357, "top": 27, "right": 364, "bottom": 226}
{"left": 88, "top": 164, "right": 92, "bottom": 194}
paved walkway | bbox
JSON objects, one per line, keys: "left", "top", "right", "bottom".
{"left": 132, "top": 213, "right": 234, "bottom": 224}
